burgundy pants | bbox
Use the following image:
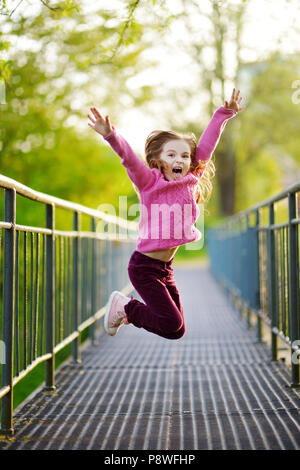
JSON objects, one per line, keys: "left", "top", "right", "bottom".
{"left": 124, "top": 250, "right": 185, "bottom": 340}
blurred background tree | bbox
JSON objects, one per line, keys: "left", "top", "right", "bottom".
{"left": 1, "top": 0, "right": 300, "bottom": 228}
{"left": 234, "top": 52, "right": 300, "bottom": 213}
{"left": 0, "top": 0, "right": 174, "bottom": 227}
{"left": 141, "top": 0, "right": 300, "bottom": 218}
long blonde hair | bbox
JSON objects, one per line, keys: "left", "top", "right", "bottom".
{"left": 133, "top": 130, "right": 215, "bottom": 205}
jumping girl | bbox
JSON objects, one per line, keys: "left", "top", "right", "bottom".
{"left": 87, "top": 88, "right": 244, "bottom": 340}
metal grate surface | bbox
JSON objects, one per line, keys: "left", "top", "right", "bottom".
{"left": 1, "top": 266, "right": 300, "bottom": 450}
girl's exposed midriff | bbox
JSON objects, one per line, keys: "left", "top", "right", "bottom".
{"left": 138, "top": 246, "right": 179, "bottom": 262}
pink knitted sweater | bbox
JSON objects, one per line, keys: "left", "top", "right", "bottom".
{"left": 104, "top": 106, "right": 237, "bottom": 252}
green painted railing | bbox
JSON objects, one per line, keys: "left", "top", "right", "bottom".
{"left": 207, "top": 181, "right": 300, "bottom": 388}
{"left": 0, "top": 175, "right": 138, "bottom": 436}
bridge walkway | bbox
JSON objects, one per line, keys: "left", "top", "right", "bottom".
{"left": 2, "top": 265, "right": 300, "bottom": 450}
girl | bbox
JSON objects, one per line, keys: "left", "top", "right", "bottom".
{"left": 88, "top": 88, "right": 244, "bottom": 339}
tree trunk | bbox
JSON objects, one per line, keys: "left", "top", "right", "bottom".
{"left": 215, "top": 131, "right": 236, "bottom": 216}
{"left": 210, "top": 0, "right": 246, "bottom": 216}
{"left": 211, "top": 0, "right": 235, "bottom": 216}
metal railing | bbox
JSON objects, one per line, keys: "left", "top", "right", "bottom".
{"left": 206, "top": 181, "right": 300, "bottom": 388}
{"left": 0, "top": 175, "right": 138, "bottom": 436}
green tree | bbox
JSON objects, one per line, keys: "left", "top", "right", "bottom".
{"left": 234, "top": 52, "right": 300, "bottom": 212}
{"left": 144, "top": 0, "right": 300, "bottom": 217}
{"left": 0, "top": 1, "right": 167, "bottom": 225}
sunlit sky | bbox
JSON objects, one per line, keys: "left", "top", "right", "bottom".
{"left": 2, "top": 0, "right": 300, "bottom": 153}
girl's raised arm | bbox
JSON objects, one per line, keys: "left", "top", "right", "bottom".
{"left": 195, "top": 88, "right": 244, "bottom": 167}
{"left": 88, "top": 107, "right": 156, "bottom": 191}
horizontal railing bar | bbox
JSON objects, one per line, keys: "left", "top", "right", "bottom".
{"left": 256, "top": 309, "right": 271, "bottom": 326}
{"left": 0, "top": 174, "right": 138, "bottom": 231}
{"left": 93, "top": 307, "right": 107, "bottom": 322}
{"left": 2, "top": 223, "right": 139, "bottom": 236}
{"left": 54, "top": 230, "right": 84, "bottom": 238}
{"left": 0, "top": 386, "right": 10, "bottom": 400}
{"left": 53, "top": 332, "right": 80, "bottom": 355}
{"left": 56, "top": 230, "right": 98, "bottom": 238}
{"left": 272, "top": 327, "right": 292, "bottom": 347}
{"left": 0, "top": 222, "right": 13, "bottom": 229}
{"left": 256, "top": 218, "right": 299, "bottom": 231}
{"left": 78, "top": 316, "right": 99, "bottom": 333}
{"left": 224, "top": 218, "right": 299, "bottom": 233}
{"left": 55, "top": 230, "right": 137, "bottom": 241}
{"left": 12, "top": 354, "right": 52, "bottom": 387}
{"left": 15, "top": 224, "right": 52, "bottom": 235}
{"left": 0, "top": 353, "right": 53, "bottom": 398}
{"left": 258, "top": 222, "right": 289, "bottom": 230}
{"left": 0, "top": 223, "right": 138, "bottom": 241}
{"left": 222, "top": 181, "right": 300, "bottom": 222}
{"left": 78, "top": 307, "right": 106, "bottom": 333}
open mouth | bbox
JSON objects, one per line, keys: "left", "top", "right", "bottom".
{"left": 172, "top": 168, "right": 183, "bottom": 174}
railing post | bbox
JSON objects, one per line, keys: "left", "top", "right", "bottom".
{"left": 288, "top": 192, "right": 300, "bottom": 387}
{"left": 90, "top": 217, "right": 96, "bottom": 345}
{"left": 268, "top": 203, "right": 278, "bottom": 361}
{"left": 1, "top": 188, "right": 16, "bottom": 436}
{"left": 106, "top": 239, "right": 112, "bottom": 303}
{"left": 45, "top": 204, "right": 56, "bottom": 391}
{"left": 72, "top": 212, "right": 81, "bottom": 363}
{"left": 255, "top": 209, "right": 262, "bottom": 342}
{"left": 112, "top": 240, "right": 118, "bottom": 290}
{"left": 245, "top": 214, "right": 251, "bottom": 328}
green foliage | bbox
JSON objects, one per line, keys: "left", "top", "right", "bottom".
{"left": 0, "top": 2, "right": 161, "bottom": 230}
{"left": 0, "top": 30, "right": 11, "bottom": 85}
{"left": 0, "top": 0, "right": 177, "bottom": 233}
{"left": 234, "top": 52, "right": 300, "bottom": 212}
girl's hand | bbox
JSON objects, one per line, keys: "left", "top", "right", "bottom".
{"left": 88, "top": 107, "right": 113, "bottom": 137}
{"left": 224, "top": 88, "right": 245, "bottom": 112}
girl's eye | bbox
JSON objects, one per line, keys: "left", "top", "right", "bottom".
{"left": 167, "top": 153, "right": 190, "bottom": 158}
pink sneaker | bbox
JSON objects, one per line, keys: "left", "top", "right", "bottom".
{"left": 104, "top": 291, "right": 131, "bottom": 336}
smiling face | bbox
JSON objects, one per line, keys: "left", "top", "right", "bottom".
{"left": 159, "top": 139, "right": 192, "bottom": 181}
